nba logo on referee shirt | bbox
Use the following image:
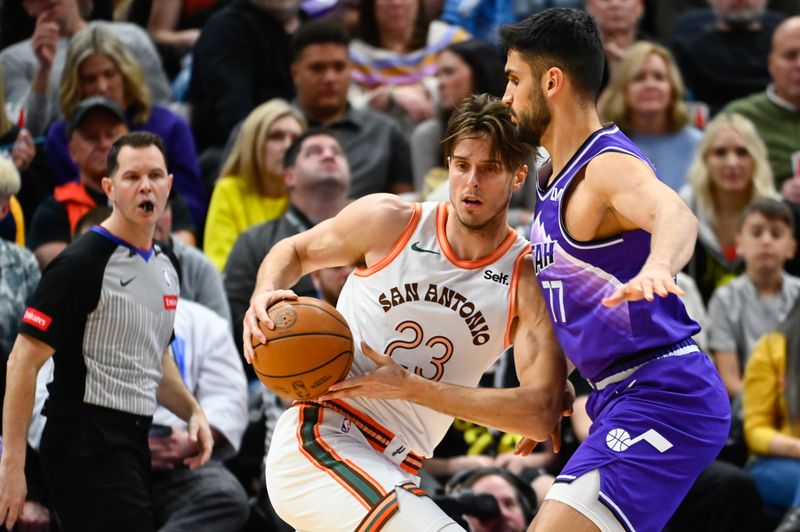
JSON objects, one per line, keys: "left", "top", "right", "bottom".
{"left": 162, "top": 267, "right": 174, "bottom": 288}
{"left": 606, "top": 428, "right": 672, "bottom": 453}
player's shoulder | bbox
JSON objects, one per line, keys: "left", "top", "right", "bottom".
{"left": 345, "top": 193, "right": 417, "bottom": 226}
{"left": 508, "top": 252, "right": 545, "bottom": 322}
{"left": 513, "top": 252, "right": 536, "bottom": 290}
{"left": 585, "top": 149, "right": 652, "bottom": 172}
{"left": 584, "top": 150, "right": 657, "bottom": 189}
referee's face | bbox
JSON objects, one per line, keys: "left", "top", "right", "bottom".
{"left": 104, "top": 145, "right": 173, "bottom": 231}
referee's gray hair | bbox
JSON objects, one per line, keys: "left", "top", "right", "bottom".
{"left": 0, "top": 157, "right": 21, "bottom": 199}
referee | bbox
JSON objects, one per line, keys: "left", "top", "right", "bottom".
{"left": 0, "top": 131, "right": 213, "bottom": 531}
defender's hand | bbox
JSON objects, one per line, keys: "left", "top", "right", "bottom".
{"left": 602, "top": 262, "right": 683, "bottom": 307}
{"left": 514, "top": 380, "right": 573, "bottom": 455}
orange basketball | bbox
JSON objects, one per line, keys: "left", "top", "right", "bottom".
{"left": 251, "top": 296, "right": 354, "bottom": 401}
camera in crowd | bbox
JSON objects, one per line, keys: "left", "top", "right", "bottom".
{"left": 433, "top": 490, "right": 502, "bottom": 527}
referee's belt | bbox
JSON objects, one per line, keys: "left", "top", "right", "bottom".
{"left": 295, "top": 399, "right": 424, "bottom": 475}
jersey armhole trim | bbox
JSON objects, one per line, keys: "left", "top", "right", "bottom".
{"left": 355, "top": 203, "right": 422, "bottom": 278}
{"left": 557, "top": 146, "right": 647, "bottom": 250}
{"left": 504, "top": 248, "right": 531, "bottom": 348}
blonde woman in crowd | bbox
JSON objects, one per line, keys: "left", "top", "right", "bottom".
{"left": 600, "top": 41, "right": 701, "bottom": 192}
{"left": 681, "top": 113, "right": 778, "bottom": 302}
{"left": 44, "top": 25, "right": 206, "bottom": 230}
{"left": 204, "top": 99, "right": 305, "bottom": 271}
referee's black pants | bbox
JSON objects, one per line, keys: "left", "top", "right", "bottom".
{"left": 39, "top": 403, "right": 154, "bottom": 532}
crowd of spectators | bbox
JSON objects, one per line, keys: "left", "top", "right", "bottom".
{"left": 2, "top": 0, "right": 800, "bottom": 530}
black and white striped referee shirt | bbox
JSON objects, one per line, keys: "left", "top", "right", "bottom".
{"left": 20, "top": 226, "right": 179, "bottom": 416}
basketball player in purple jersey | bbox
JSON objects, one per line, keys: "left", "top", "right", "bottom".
{"left": 499, "top": 8, "right": 730, "bottom": 531}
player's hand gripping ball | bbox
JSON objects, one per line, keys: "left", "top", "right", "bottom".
{"left": 251, "top": 297, "right": 354, "bottom": 400}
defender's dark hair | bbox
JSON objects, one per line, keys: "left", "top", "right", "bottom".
{"left": 442, "top": 93, "right": 532, "bottom": 173}
{"left": 291, "top": 19, "right": 351, "bottom": 58}
{"left": 107, "top": 131, "right": 166, "bottom": 177}
{"left": 738, "top": 197, "right": 796, "bottom": 233}
{"left": 282, "top": 128, "right": 342, "bottom": 169}
{"left": 499, "top": 8, "right": 605, "bottom": 102}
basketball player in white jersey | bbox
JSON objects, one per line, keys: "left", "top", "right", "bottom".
{"left": 243, "top": 94, "right": 570, "bottom": 531}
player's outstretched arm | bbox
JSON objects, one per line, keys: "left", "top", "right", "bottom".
{"left": 243, "top": 194, "right": 415, "bottom": 361}
{"left": 322, "top": 258, "right": 569, "bottom": 443}
{"left": 0, "top": 334, "right": 54, "bottom": 530}
{"left": 157, "top": 350, "right": 213, "bottom": 469}
{"left": 583, "top": 153, "right": 698, "bottom": 307}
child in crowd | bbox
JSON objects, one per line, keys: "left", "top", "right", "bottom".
{"left": 708, "top": 197, "right": 800, "bottom": 406}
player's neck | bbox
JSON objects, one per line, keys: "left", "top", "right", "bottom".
{"left": 543, "top": 105, "right": 603, "bottom": 179}
{"left": 444, "top": 205, "right": 509, "bottom": 261}
{"left": 101, "top": 214, "right": 154, "bottom": 251}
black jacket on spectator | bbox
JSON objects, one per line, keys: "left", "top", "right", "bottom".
{"left": 188, "top": 0, "right": 296, "bottom": 151}
{"left": 671, "top": 15, "right": 781, "bottom": 114}
{"left": 224, "top": 205, "right": 316, "bottom": 367}
{"left": 0, "top": 126, "right": 56, "bottom": 230}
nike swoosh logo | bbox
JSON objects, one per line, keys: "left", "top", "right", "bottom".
{"left": 411, "top": 241, "right": 439, "bottom": 255}
{"left": 120, "top": 277, "right": 136, "bottom": 287}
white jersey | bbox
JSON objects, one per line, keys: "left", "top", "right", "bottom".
{"left": 336, "top": 202, "right": 531, "bottom": 457}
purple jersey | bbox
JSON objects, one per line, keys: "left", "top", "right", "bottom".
{"left": 530, "top": 125, "right": 700, "bottom": 380}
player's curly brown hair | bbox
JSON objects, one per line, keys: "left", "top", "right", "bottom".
{"left": 442, "top": 93, "right": 533, "bottom": 175}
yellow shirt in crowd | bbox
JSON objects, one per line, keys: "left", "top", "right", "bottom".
{"left": 743, "top": 332, "right": 797, "bottom": 456}
{"left": 204, "top": 176, "right": 288, "bottom": 271}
